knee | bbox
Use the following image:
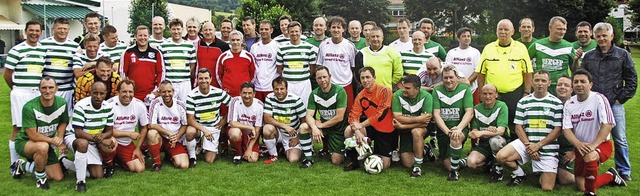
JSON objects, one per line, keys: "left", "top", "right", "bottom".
{"left": 495, "top": 150, "right": 508, "bottom": 164}
{"left": 228, "top": 129, "right": 242, "bottom": 141}
{"left": 411, "top": 128, "right": 424, "bottom": 138}
{"left": 331, "top": 157, "right": 343, "bottom": 165}
{"left": 288, "top": 157, "right": 300, "bottom": 163}
{"left": 147, "top": 129, "right": 159, "bottom": 142}
{"left": 299, "top": 123, "right": 310, "bottom": 134}
{"left": 263, "top": 125, "right": 276, "bottom": 138}
{"left": 34, "top": 142, "right": 50, "bottom": 154}
{"left": 49, "top": 174, "right": 64, "bottom": 182}
{"left": 74, "top": 139, "right": 89, "bottom": 152}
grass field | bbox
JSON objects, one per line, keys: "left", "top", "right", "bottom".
{"left": 0, "top": 52, "right": 638, "bottom": 195}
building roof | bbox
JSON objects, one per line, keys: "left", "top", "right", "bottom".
{"left": 22, "top": 3, "right": 99, "bottom": 20}
{"left": 0, "top": 15, "right": 24, "bottom": 30}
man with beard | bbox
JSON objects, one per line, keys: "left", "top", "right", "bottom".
{"left": 75, "top": 57, "right": 121, "bottom": 103}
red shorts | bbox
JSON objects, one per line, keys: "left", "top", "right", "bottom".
{"left": 116, "top": 143, "right": 138, "bottom": 164}
{"left": 574, "top": 140, "right": 613, "bottom": 177}
{"left": 343, "top": 83, "right": 354, "bottom": 111}
{"left": 255, "top": 91, "right": 272, "bottom": 102}
{"left": 229, "top": 129, "right": 260, "bottom": 153}
{"left": 162, "top": 139, "right": 187, "bottom": 157}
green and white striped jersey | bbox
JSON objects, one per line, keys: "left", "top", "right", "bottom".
{"left": 41, "top": 37, "right": 81, "bottom": 91}
{"left": 4, "top": 42, "right": 46, "bottom": 89}
{"left": 274, "top": 34, "right": 308, "bottom": 45}
{"left": 264, "top": 92, "right": 306, "bottom": 132}
{"left": 99, "top": 41, "right": 128, "bottom": 70}
{"left": 276, "top": 42, "right": 318, "bottom": 82}
{"left": 514, "top": 93, "right": 563, "bottom": 157}
{"left": 72, "top": 97, "right": 114, "bottom": 135}
{"left": 400, "top": 49, "right": 434, "bottom": 75}
{"left": 159, "top": 40, "right": 196, "bottom": 82}
{"left": 186, "top": 86, "right": 232, "bottom": 127}
{"left": 74, "top": 51, "right": 106, "bottom": 69}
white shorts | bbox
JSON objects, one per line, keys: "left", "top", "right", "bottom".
{"left": 199, "top": 126, "right": 220, "bottom": 153}
{"left": 87, "top": 143, "right": 102, "bottom": 165}
{"left": 172, "top": 80, "right": 192, "bottom": 102}
{"left": 64, "top": 134, "right": 77, "bottom": 152}
{"left": 277, "top": 129, "right": 301, "bottom": 151}
{"left": 508, "top": 139, "right": 558, "bottom": 173}
{"left": 56, "top": 90, "right": 74, "bottom": 132}
{"left": 288, "top": 80, "right": 311, "bottom": 109}
{"left": 10, "top": 88, "right": 40, "bottom": 126}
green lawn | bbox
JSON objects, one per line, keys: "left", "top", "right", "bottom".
{"left": 0, "top": 52, "right": 638, "bottom": 195}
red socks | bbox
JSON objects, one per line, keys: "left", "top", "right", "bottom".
{"left": 149, "top": 143, "right": 162, "bottom": 165}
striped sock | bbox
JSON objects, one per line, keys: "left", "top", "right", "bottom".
{"left": 449, "top": 145, "right": 462, "bottom": 172}
{"left": 413, "top": 156, "right": 423, "bottom": 168}
{"left": 299, "top": 133, "right": 313, "bottom": 160}
{"left": 35, "top": 170, "right": 46, "bottom": 180}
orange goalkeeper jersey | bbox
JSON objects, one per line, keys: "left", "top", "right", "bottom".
{"left": 349, "top": 83, "right": 394, "bottom": 133}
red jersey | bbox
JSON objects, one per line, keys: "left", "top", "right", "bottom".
{"left": 195, "top": 38, "right": 230, "bottom": 88}
{"left": 349, "top": 83, "right": 394, "bottom": 133}
{"left": 119, "top": 45, "right": 165, "bottom": 100}
{"left": 216, "top": 50, "right": 256, "bottom": 97}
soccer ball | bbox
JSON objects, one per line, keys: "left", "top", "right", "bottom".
{"left": 364, "top": 155, "right": 383, "bottom": 174}
{"left": 489, "top": 136, "right": 507, "bottom": 154}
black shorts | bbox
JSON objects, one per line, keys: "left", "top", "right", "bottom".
{"left": 366, "top": 127, "right": 398, "bottom": 158}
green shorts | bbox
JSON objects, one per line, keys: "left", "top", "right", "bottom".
{"left": 436, "top": 130, "right": 468, "bottom": 159}
{"left": 324, "top": 127, "right": 345, "bottom": 154}
{"left": 471, "top": 140, "right": 493, "bottom": 159}
{"left": 558, "top": 149, "right": 575, "bottom": 173}
{"left": 398, "top": 129, "right": 412, "bottom": 153}
{"left": 15, "top": 138, "right": 58, "bottom": 165}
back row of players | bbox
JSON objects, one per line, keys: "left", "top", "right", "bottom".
{"left": 3, "top": 12, "right": 635, "bottom": 196}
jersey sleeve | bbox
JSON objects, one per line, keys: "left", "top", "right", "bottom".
{"left": 186, "top": 94, "right": 196, "bottom": 115}
{"left": 137, "top": 102, "right": 150, "bottom": 126}
{"left": 154, "top": 50, "right": 165, "bottom": 91}
{"left": 227, "top": 98, "right": 239, "bottom": 123}
{"left": 431, "top": 89, "right": 441, "bottom": 109}
{"left": 105, "top": 107, "right": 114, "bottom": 127}
{"left": 423, "top": 92, "right": 434, "bottom": 114}
{"left": 497, "top": 102, "right": 509, "bottom": 128}
{"left": 72, "top": 105, "right": 86, "bottom": 129}
{"left": 295, "top": 97, "right": 306, "bottom": 120}
{"left": 437, "top": 45, "right": 447, "bottom": 61}
{"left": 520, "top": 46, "right": 533, "bottom": 74}
{"left": 513, "top": 98, "right": 525, "bottom": 125}
{"left": 390, "top": 49, "right": 404, "bottom": 85}
{"left": 276, "top": 47, "right": 284, "bottom": 66}
{"left": 391, "top": 92, "right": 402, "bottom": 113}
{"left": 263, "top": 96, "right": 274, "bottom": 115}
{"left": 527, "top": 42, "right": 537, "bottom": 61}
{"left": 307, "top": 92, "right": 316, "bottom": 110}
{"left": 189, "top": 44, "right": 197, "bottom": 64}
{"left": 255, "top": 105, "right": 264, "bottom": 126}
{"left": 596, "top": 94, "right": 616, "bottom": 126}
{"left": 221, "top": 90, "right": 232, "bottom": 106}
{"left": 562, "top": 102, "right": 573, "bottom": 129}
{"left": 4, "top": 46, "right": 22, "bottom": 69}
{"left": 308, "top": 45, "right": 318, "bottom": 65}
{"left": 72, "top": 52, "right": 83, "bottom": 69}
{"left": 464, "top": 86, "right": 473, "bottom": 109}
{"left": 552, "top": 101, "right": 563, "bottom": 127}
{"left": 316, "top": 44, "right": 325, "bottom": 66}
{"left": 471, "top": 108, "right": 479, "bottom": 129}
{"left": 21, "top": 104, "right": 36, "bottom": 129}
{"left": 349, "top": 92, "right": 364, "bottom": 124}
{"left": 476, "top": 47, "right": 489, "bottom": 74}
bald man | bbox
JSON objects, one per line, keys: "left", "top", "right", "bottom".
{"left": 348, "top": 20, "right": 366, "bottom": 50}
{"left": 458, "top": 84, "right": 509, "bottom": 182}
{"left": 475, "top": 19, "right": 533, "bottom": 141}
{"left": 150, "top": 16, "right": 166, "bottom": 48}
{"left": 400, "top": 31, "right": 435, "bottom": 75}
{"left": 306, "top": 17, "right": 328, "bottom": 47}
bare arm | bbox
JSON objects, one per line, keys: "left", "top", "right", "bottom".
{"left": 3, "top": 69, "right": 13, "bottom": 89}
{"left": 514, "top": 124, "right": 529, "bottom": 143}
{"left": 523, "top": 73, "right": 532, "bottom": 94}
{"left": 456, "top": 108, "right": 474, "bottom": 130}
{"left": 148, "top": 124, "right": 174, "bottom": 137}
{"left": 229, "top": 121, "right": 256, "bottom": 132}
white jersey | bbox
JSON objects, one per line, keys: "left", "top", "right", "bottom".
{"left": 148, "top": 98, "right": 189, "bottom": 138}
{"left": 250, "top": 40, "right": 279, "bottom": 91}
{"left": 227, "top": 97, "right": 264, "bottom": 127}
{"left": 445, "top": 46, "right": 481, "bottom": 92}
{"left": 316, "top": 38, "right": 357, "bottom": 87}
{"left": 562, "top": 91, "right": 615, "bottom": 143}
{"left": 390, "top": 38, "right": 413, "bottom": 52}
{"left": 107, "top": 97, "right": 149, "bottom": 145}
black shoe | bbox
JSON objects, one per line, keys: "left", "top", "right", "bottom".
{"left": 507, "top": 174, "right": 527, "bottom": 186}
{"left": 410, "top": 167, "right": 422, "bottom": 178}
{"left": 142, "top": 149, "right": 150, "bottom": 159}
{"left": 36, "top": 178, "right": 49, "bottom": 190}
{"left": 103, "top": 166, "right": 114, "bottom": 178}
{"left": 299, "top": 159, "right": 314, "bottom": 169}
{"left": 233, "top": 156, "right": 242, "bottom": 165}
{"left": 423, "top": 144, "right": 437, "bottom": 162}
{"left": 58, "top": 155, "right": 69, "bottom": 174}
{"left": 189, "top": 158, "right": 197, "bottom": 168}
{"left": 607, "top": 167, "right": 627, "bottom": 186}
{"left": 343, "top": 162, "right": 360, "bottom": 172}
{"left": 429, "top": 138, "right": 438, "bottom": 150}
{"left": 447, "top": 171, "right": 459, "bottom": 181}
{"left": 152, "top": 164, "right": 162, "bottom": 172}
{"left": 317, "top": 149, "right": 329, "bottom": 157}
{"left": 621, "top": 174, "right": 632, "bottom": 181}
{"left": 76, "top": 181, "right": 86, "bottom": 192}
{"left": 10, "top": 159, "right": 25, "bottom": 179}
{"left": 490, "top": 170, "right": 504, "bottom": 183}
{"left": 483, "top": 160, "right": 495, "bottom": 173}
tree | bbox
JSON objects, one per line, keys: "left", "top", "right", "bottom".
{"left": 128, "top": 0, "right": 170, "bottom": 36}
{"left": 235, "top": 0, "right": 289, "bottom": 33}
{"left": 404, "top": 0, "right": 487, "bottom": 34}
{"left": 320, "top": 0, "right": 390, "bottom": 26}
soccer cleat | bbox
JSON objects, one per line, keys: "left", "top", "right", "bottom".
{"left": 36, "top": 178, "right": 49, "bottom": 190}
{"left": 299, "top": 159, "right": 314, "bottom": 169}
{"left": 490, "top": 170, "right": 504, "bottom": 183}
{"left": 429, "top": 138, "right": 438, "bottom": 150}
{"left": 607, "top": 167, "right": 627, "bottom": 186}
{"left": 410, "top": 167, "right": 422, "bottom": 178}
{"left": 76, "top": 181, "right": 87, "bottom": 192}
{"left": 142, "top": 149, "right": 150, "bottom": 159}
{"left": 507, "top": 174, "right": 527, "bottom": 186}
{"left": 447, "top": 171, "right": 459, "bottom": 181}
{"left": 343, "top": 162, "right": 360, "bottom": 172}
{"left": 391, "top": 150, "right": 400, "bottom": 162}
{"left": 151, "top": 164, "right": 162, "bottom": 172}
{"left": 483, "top": 160, "right": 495, "bottom": 173}
{"left": 263, "top": 155, "right": 278, "bottom": 164}
{"left": 316, "top": 149, "right": 329, "bottom": 157}
{"left": 103, "top": 166, "right": 114, "bottom": 178}
{"left": 10, "top": 159, "right": 25, "bottom": 179}
{"left": 189, "top": 158, "right": 197, "bottom": 168}
{"left": 233, "top": 156, "right": 242, "bottom": 165}
{"left": 423, "top": 144, "right": 437, "bottom": 162}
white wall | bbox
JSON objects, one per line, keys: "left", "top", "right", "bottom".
{"left": 97, "top": 0, "right": 132, "bottom": 43}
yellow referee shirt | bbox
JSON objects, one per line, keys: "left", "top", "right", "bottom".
{"left": 475, "top": 39, "right": 532, "bottom": 93}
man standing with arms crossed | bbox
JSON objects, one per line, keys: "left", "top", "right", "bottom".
{"left": 4, "top": 20, "right": 46, "bottom": 167}
{"left": 581, "top": 22, "right": 637, "bottom": 181}
{"left": 196, "top": 21, "right": 230, "bottom": 88}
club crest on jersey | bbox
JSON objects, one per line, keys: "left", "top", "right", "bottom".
{"left": 148, "top": 52, "right": 155, "bottom": 58}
